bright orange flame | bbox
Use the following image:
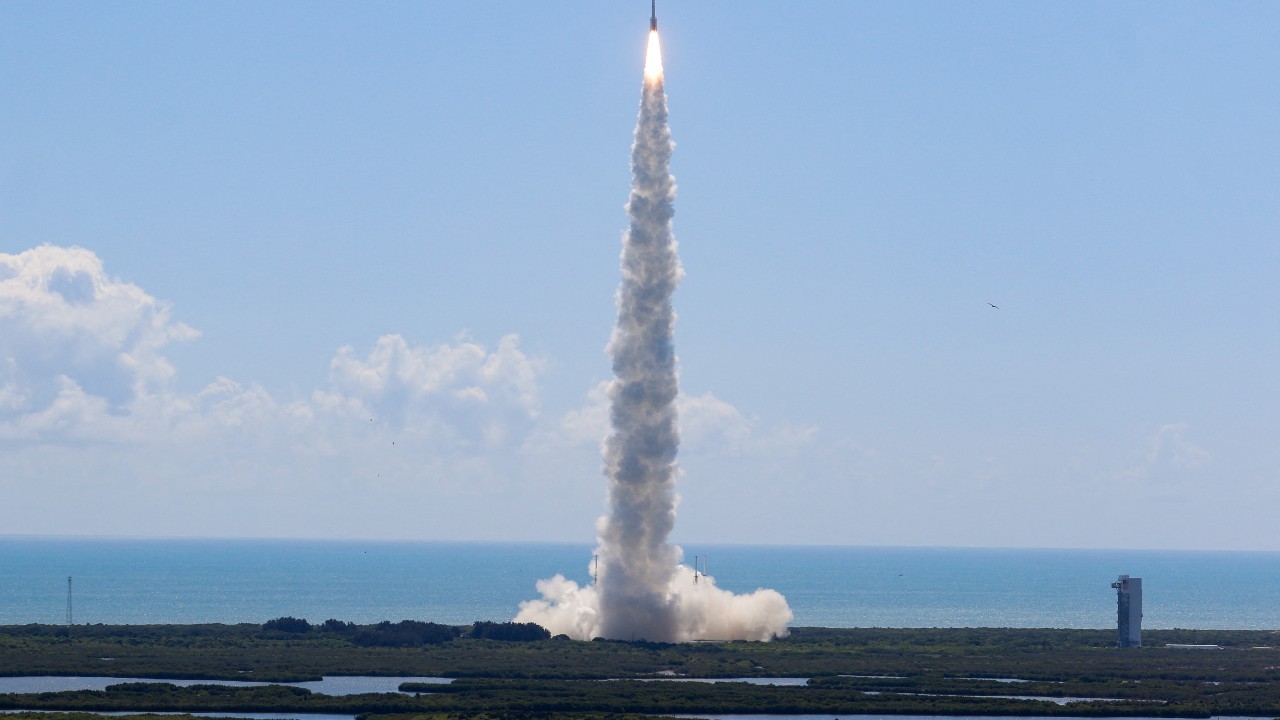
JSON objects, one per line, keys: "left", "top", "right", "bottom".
{"left": 644, "top": 30, "right": 663, "bottom": 82}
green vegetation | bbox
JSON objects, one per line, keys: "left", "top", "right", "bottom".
{"left": 261, "top": 617, "right": 312, "bottom": 633}
{"left": 1, "top": 624, "right": 1278, "bottom": 718}
{"left": 469, "top": 621, "right": 551, "bottom": 642}
{"left": 0, "top": 712, "right": 663, "bottom": 720}
{"left": 349, "top": 621, "right": 461, "bottom": 648}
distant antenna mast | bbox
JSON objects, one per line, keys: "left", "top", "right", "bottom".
{"left": 66, "top": 576, "right": 73, "bottom": 641}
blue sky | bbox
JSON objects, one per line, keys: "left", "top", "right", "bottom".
{"left": 2, "top": 1, "right": 1278, "bottom": 550}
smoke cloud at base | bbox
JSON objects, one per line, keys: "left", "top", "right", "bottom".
{"left": 516, "top": 29, "right": 792, "bottom": 643}
{"left": 515, "top": 563, "right": 793, "bottom": 642}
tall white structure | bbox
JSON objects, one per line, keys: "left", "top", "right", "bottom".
{"left": 1111, "top": 575, "right": 1142, "bottom": 647}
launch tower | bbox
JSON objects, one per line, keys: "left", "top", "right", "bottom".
{"left": 1111, "top": 575, "right": 1142, "bottom": 648}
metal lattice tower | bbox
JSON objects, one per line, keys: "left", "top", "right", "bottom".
{"left": 66, "top": 576, "right": 73, "bottom": 640}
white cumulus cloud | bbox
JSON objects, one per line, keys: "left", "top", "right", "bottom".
{"left": 0, "top": 245, "right": 198, "bottom": 439}
{"left": 0, "top": 245, "right": 564, "bottom": 538}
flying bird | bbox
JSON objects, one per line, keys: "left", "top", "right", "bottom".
{"left": 988, "top": 303, "right": 999, "bottom": 309}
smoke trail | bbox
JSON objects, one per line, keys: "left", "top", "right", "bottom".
{"left": 595, "top": 26, "right": 682, "bottom": 643}
{"left": 516, "top": 29, "right": 791, "bottom": 643}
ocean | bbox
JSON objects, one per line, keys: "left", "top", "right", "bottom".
{"left": 0, "top": 538, "right": 1276, "bottom": 629}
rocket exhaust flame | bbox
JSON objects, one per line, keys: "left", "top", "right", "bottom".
{"left": 515, "top": 12, "right": 792, "bottom": 644}
{"left": 644, "top": 30, "right": 663, "bottom": 82}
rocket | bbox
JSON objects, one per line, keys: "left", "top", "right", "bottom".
{"left": 650, "top": 0, "right": 657, "bottom": 30}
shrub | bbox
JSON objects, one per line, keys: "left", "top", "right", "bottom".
{"left": 263, "top": 616, "right": 311, "bottom": 633}
{"left": 470, "top": 621, "right": 551, "bottom": 642}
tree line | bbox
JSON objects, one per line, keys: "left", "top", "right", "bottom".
{"left": 261, "top": 617, "right": 549, "bottom": 646}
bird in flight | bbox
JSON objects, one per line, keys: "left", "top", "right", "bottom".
{"left": 988, "top": 303, "right": 1000, "bottom": 309}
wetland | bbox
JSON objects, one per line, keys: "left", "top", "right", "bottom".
{"left": 1, "top": 624, "right": 1277, "bottom": 720}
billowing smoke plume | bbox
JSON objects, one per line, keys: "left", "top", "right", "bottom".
{"left": 517, "top": 564, "right": 792, "bottom": 643}
{"left": 516, "top": 30, "right": 792, "bottom": 643}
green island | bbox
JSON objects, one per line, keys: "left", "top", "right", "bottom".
{"left": 2, "top": 622, "right": 1278, "bottom": 720}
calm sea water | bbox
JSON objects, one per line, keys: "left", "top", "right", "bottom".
{"left": 0, "top": 538, "right": 1276, "bottom": 629}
